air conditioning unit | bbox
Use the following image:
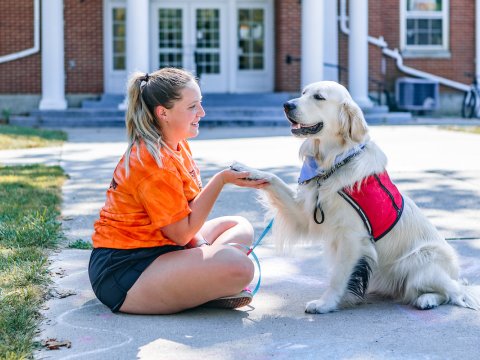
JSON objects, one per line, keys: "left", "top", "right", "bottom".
{"left": 395, "top": 77, "right": 439, "bottom": 111}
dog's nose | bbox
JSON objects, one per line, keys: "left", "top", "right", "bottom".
{"left": 284, "top": 101, "right": 296, "bottom": 111}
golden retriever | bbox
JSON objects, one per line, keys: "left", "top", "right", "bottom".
{"left": 232, "top": 81, "right": 480, "bottom": 314}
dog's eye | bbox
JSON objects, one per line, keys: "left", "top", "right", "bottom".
{"left": 313, "top": 94, "right": 325, "bottom": 101}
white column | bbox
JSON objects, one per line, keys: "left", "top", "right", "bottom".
{"left": 323, "top": 0, "right": 338, "bottom": 82}
{"left": 348, "top": 0, "right": 373, "bottom": 108}
{"left": 227, "top": 0, "right": 237, "bottom": 93}
{"left": 126, "top": 0, "right": 150, "bottom": 75}
{"left": 118, "top": 0, "right": 149, "bottom": 109}
{"left": 476, "top": 0, "right": 480, "bottom": 81}
{"left": 39, "top": 0, "right": 67, "bottom": 110}
{"left": 301, "top": 0, "right": 324, "bottom": 88}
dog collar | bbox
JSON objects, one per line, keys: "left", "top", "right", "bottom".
{"left": 298, "top": 143, "right": 366, "bottom": 185}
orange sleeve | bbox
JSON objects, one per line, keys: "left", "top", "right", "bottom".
{"left": 135, "top": 168, "right": 192, "bottom": 228}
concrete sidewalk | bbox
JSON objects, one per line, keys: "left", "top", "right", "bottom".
{"left": 2, "top": 125, "right": 480, "bottom": 359}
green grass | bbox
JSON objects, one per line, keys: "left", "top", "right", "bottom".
{"left": 67, "top": 239, "right": 93, "bottom": 250}
{"left": 0, "top": 125, "right": 67, "bottom": 150}
{"left": 443, "top": 126, "right": 480, "bottom": 134}
{"left": 0, "top": 164, "right": 66, "bottom": 358}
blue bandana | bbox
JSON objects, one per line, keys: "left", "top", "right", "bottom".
{"left": 298, "top": 143, "right": 366, "bottom": 184}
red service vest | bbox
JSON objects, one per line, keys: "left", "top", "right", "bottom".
{"left": 338, "top": 172, "right": 404, "bottom": 241}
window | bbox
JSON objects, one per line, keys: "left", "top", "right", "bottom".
{"left": 401, "top": 0, "right": 449, "bottom": 56}
{"left": 112, "top": 8, "right": 126, "bottom": 70}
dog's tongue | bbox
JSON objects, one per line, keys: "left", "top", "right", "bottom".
{"left": 291, "top": 123, "right": 301, "bottom": 129}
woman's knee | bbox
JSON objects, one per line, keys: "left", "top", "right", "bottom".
{"left": 216, "top": 247, "right": 255, "bottom": 284}
{"left": 231, "top": 215, "right": 254, "bottom": 240}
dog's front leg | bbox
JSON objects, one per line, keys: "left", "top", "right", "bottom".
{"left": 305, "top": 238, "right": 375, "bottom": 314}
{"left": 230, "top": 162, "right": 306, "bottom": 226}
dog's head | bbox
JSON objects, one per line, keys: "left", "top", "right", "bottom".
{"left": 284, "top": 81, "right": 368, "bottom": 144}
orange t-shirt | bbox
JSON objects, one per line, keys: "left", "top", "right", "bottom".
{"left": 92, "top": 140, "right": 202, "bottom": 249}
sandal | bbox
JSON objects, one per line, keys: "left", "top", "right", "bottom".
{"left": 201, "top": 289, "right": 253, "bottom": 309}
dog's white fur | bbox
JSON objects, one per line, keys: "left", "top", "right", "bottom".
{"left": 232, "top": 81, "right": 480, "bottom": 314}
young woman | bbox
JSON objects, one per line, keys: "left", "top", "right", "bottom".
{"left": 88, "top": 68, "right": 268, "bottom": 314}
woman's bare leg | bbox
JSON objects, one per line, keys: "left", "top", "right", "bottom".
{"left": 200, "top": 216, "right": 254, "bottom": 248}
{"left": 119, "top": 216, "right": 255, "bottom": 314}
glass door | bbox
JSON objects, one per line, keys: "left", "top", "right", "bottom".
{"left": 235, "top": 1, "right": 273, "bottom": 92}
{"left": 104, "top": 1, "right": 127, "bottom": 94}
{"left": 153, "top": 2, "right": 228, "bottom": 93}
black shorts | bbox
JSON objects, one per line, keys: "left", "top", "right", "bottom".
{"left": 88, "top": 245, "right": 184, "bottom": 312}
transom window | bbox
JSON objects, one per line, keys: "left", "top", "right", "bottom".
{"left": 401, "top": 0, "right": 449, "bottom": 54}
{"left": 238, "top": 9, "right": 264, "bottom": 70}
{"left": 112, "top": 8, "right": 126, "bottom": 70}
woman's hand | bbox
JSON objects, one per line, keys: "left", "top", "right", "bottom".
{"left": 219, "top": 169, "right": 270, "bottom": 189}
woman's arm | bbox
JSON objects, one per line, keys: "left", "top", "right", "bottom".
{"left": 161, "top": 169, "right": 268, "bottom": 246}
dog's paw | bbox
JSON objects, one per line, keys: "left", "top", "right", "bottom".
{"left": 230, "top": 161, "right": 273, "bottom": 181}
{"left": 305, "top": 299, "right": 338, "bottom": 314}
{"left": 414, "top": 293, "right": 441, "bottom": 310}
{"left": 230, "top": 161, "right": 252, "bottom": 173}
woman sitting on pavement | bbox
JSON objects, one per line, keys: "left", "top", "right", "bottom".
{"left": 88, "top": 67, "right": 268, "bottom": 314}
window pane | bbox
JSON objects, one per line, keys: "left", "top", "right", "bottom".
{"left": 431, "top": 32, "right": 442, "bottom": 45}
{"left": 114, "top": 56, "right": 125, "bottom": 70}
{"left": 407, "top": 0, "right": 442, "bottom": 11}
{"left": 418, "top": 33, "right": 429, "bottom": 45}
{"left": 252, "top": 56, "right": 263, "bottom": 69}
{"left": 113, "top": 8, "right": 125, "bottom": 21}
{"left": 239, "top": 55, "right": 248, "bottom": 70}
{"left": 238, "top": 9, "right": 248, "bottom": 22}
{"left": 114, "top": 40, "right": 125, "bottom": 53}
{"left": 418, "top": 19, "right": 428, "bottom": 30}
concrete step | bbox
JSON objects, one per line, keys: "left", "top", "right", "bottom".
{"left": 30, "top": 109, "right": 125, "bottom": 118}
{"left": 81, "top": 92, "right": 294, "bottom": 109}
{"left": 82, "top": 94, "right": 124, "bottom": 109}
{"left": 9, "top": 94, "right": 412, "bottom": 128}
{"left": 365, "top": 111, "right": 413, "bottom": 124}
{"left": 11, "top": 112, "right": 413, "bottom": 128}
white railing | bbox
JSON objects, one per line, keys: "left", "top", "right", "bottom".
{"left": 0, "top": 0, "right": 40, "bottom": 64}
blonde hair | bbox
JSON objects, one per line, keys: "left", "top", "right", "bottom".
{"left": 124, "top": 67, "right": 196, "bottom": 175}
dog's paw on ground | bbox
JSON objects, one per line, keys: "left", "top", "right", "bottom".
{"left": 305, "top": 298, "right": 338, "bottom": 314}
{"left": 414, "top": 293, "right": 441, "bottom": 310}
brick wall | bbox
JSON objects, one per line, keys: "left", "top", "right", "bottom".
{"left": 0, "top": 0, "right": 104, "bottom": 95}
{"left": 65, "top": 0, "right": 104, "bottom": 93}
{"left": 0, "top": 0, "right": 40, "bottom": 93}
{"left": 275, "top": 0, "right": 302, "bottom": 92}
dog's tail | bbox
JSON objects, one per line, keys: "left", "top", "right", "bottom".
{"left": 451, "top": 282, "right": 480, "bottom": 310}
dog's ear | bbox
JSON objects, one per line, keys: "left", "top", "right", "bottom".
{"left": 339, "top": 100, "right": 368, "bottom": 142}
